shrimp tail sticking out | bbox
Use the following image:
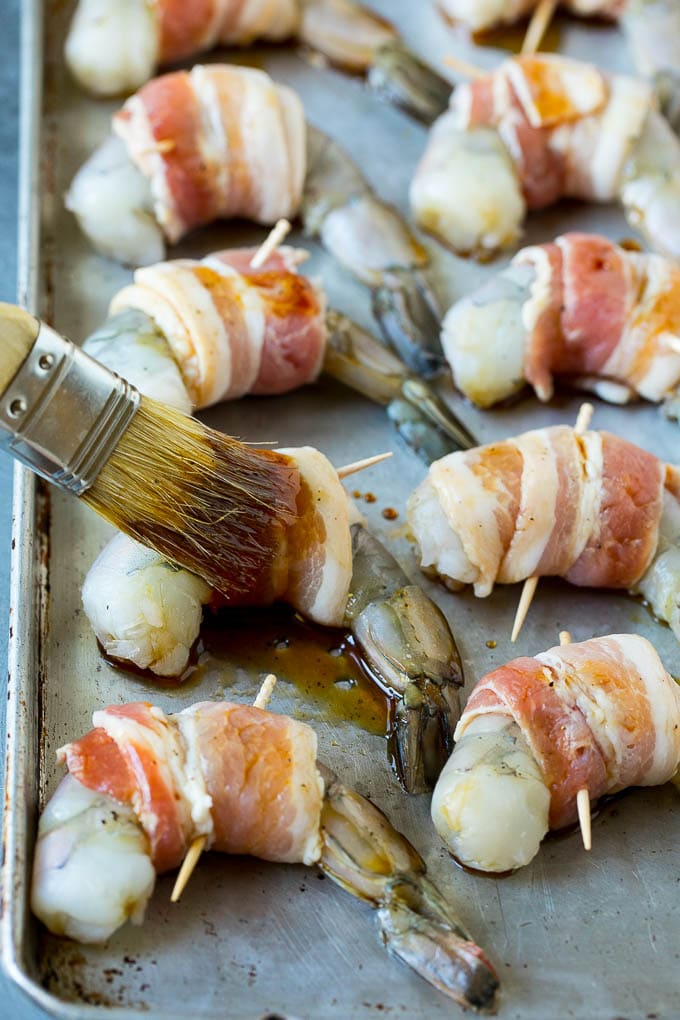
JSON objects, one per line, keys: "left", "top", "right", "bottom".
{"left": 367, "top": 41, "right": 452, "bottom": 125}
{"left": 299, "top": 0, "right": 451, "bottom": 124}
{"left": 324, "top": 309, "right": 476, "bottom": 462}
{"left": 302, "top": 126, "right": 444, "bottom": 377}
{"left": 33, "top": 701, "right": 498, "bottom": 1011}
{"left": 345, "top": 522, "right": 464, "bottom": 793}
{"left": 319, "top": 766, "right": 499, "bottom": 1011}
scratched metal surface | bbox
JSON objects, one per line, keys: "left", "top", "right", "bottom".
{"left": 2, "top": 1, "right": 680, "bottom": 1018}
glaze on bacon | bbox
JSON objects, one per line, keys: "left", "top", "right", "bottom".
{"left": 408, "top": 425, "right": 677, "bottom": 608}
{"left": 443, "top": 232, "right": 680, "bottom": 408}
{"left": 411, "top": 54, "right": 654, "bottom": 256}
{"left": 111, "top": 246, "right": 327, "bottom": 409}
{"left": 454, "top": 55, "right": 652, "bottom": 209}
{"left": 59, "top": 701, "right": 324, "bottom": 872}
{"left": 455, "top": 635, "right": 680, "bottom": 828}
{"left": 113, "top": 64, "right": 306, "bottom": 244}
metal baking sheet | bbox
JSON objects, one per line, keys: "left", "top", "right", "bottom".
{"left": 2, "top": 1, "right": 679, "bottom": 1017}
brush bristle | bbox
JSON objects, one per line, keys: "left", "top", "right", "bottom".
{"left": 82, "top": 397, "right": 301, "bottom": 602}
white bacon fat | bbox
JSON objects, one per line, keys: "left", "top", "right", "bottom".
{"left": 432, "top": 635, "right": 680, "bottom": 872}
{"left": 408, "top": 425, "right": 680, "bottom": 643}
{"left": 442, "top": 232, "right": 680, "bottom": 408}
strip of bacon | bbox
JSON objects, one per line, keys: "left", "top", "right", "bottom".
{"left": 110, "top": 245, "right": 326, "bottom": 409}
{"left": 408, "top": 425, "right": 674, "bottom": 596}
{"left": 58, "top": 701, "right": 324, "bottom": 874}
{"left": 113, "top": 65, "right": 306, "bottom": 244}
{"left": 443, "top": 232, "right": 680, "bottom": 407}
{"left": 455, "top": 635, "right": 680, "bottom": 828}
{"left": 453, "top": 55, "right": 652, "bottom": 210}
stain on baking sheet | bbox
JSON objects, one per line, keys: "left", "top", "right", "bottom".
{"left": 200, "top": 604, "right": 388, "bottom": 735}
{"left": 472, "top": 17, "right": 562, "bottom": 53}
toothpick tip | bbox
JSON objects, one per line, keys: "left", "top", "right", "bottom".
{"left": 336, "top": 451, "right": 393, "bottom": 480}
{"left": 576, "top": 788, "right": 592, "bottom": 851}
{"left": 510, "top": 576, "right": 539, "bottom": 643}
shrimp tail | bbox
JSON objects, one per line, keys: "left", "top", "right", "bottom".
{"left": 324, "top": 309, "right": 476, "bottom": 461}
{"left": 368, "top": 41, "right": 452, "bottom": 125}
{"left": 371, "top": 268, "right": 446, "bottom": 378}
{"left": 319, "top": 768, "right": 499, "bottom": 1012}
{"left": 392, "top": 675, "right": 457, "bottom": 794}
{"left": 345, "top": 526, "right": 464, "bottom": 793}
{"left": 378, "top": 875, "right": 500, "bottom": 1012}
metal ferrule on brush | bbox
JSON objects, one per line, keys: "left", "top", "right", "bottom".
{"left": 0, "top": 321, "right": 140, "bottom": 495}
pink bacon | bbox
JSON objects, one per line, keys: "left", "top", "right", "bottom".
{"left": 154, "top": 0, "right": 299, "bottom": 65}
{"left": 111, "top": 246, "right": 327, "bottom": 410}
{"left": 519, "top": 233, "right": 680, "bottom": 404}
{"left": 409, "top": 425, "right": 674, "bottom": 595}
{"left": 113, "top": 64, "right": 306, "bottom": 244}
{"left": 456, "top": 635, "right": 680, "bottom": 828}
{"left": 58, "top": 701, "right": 324, "bottom": 873}
{"left": 453, "top": 54, "right": 653, "bottom": 209}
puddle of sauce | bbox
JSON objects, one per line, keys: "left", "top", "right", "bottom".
{"left": 200, "top": 604, "right": 388, "bottom": 737}
{"left": 364, "top": 492, "right": 377, "bottom": 504}
{"left": 619, "top": 237, "right": 643, "bottom": 252}
{"left": 473, "top": 18, "right": 561, "bottom": 53}
{"left": 382, "top": 507, "right": 399, "bottom": 521}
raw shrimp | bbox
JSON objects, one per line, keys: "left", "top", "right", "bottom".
{"left": 411, "top": 53, "right": 680, "bottom": 261}
{"left": 440, "top": 232, "right": 680, "bottom": 414}
{"left": 81, "top": 273, "right": 468, "bottom": 790}
{"left": 66, "top": 65, "right": 444, "bottom": 376}
{"left": 65, "top": 0, "right": 451, "bottom": 123}
{"left": 431, "top": 635, "right": 680, "bottom": 873}
{"left": 31, "top": 775, "right": 156, "bottom": 943}
{"left": 407, "top": 424, "right": 680, "bottom": 647}
{"left": 32, "top": 700, "right": 499, "bottom": 1011}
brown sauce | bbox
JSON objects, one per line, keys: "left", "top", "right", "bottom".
{"left": 473, "top": 18, "right": 561, "bottom": 53}
{"left": 382, "top": 507, "right": 399, "bottom": 520}
{"left": 200, "top": 604, "right": 388, "bottom": 736}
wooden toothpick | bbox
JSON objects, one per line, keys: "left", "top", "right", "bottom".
{"left": 171, "top": 674, "right": 279, "bottom": 903}
{"left": 510, "top": 576, "right": 539, "bottom": 643}
{"left": 511, "top": 405, "right": 594, "bottom": 643}
{"left": 170, "top": 836, "right": 207, "bottom": 903}
{"left": 558, "top": 630, "right": 592, "bottom": 851}
{"left": 576, "top": 787, "right": 592, "bottom": 851}
{"left": 336, "top": 451, "right": 393, "bottom": 479}
{"left": 442, "top": 54, "right": 486, "bottom": 79}
{"left": 250, "top": 219, "right": 292, "bottom": 269}
{"left": 521, "top": 0, "right": 558, "bottom": 55}
{"left": 253, "top": 673, "right": 278, "bottom": 710}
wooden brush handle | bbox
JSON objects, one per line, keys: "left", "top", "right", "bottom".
{"left": 0, "top": 303, "right": 40, "bottom": 394}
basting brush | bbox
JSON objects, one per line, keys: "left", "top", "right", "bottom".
{"left": 0, "top": 303, "right": 385, "bottom": 603}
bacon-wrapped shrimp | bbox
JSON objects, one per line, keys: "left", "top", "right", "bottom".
{"left": 31, "top": 699, "right": 499, "bottom": 1011}
{"left": 80, "top": 248, "right": 466, "bottom": 792}
{"left": 410, "top": 54, "right": 680, "bottom": 261}
{"left": 431, "top": 634, "right": 680, "bottom": 873}
{"left": 66, "top": 64, "right": 443, "bottom": 376}
{"left": 86, "top": 245, "right": 466, "bottom": 451}
{"left": 442, "top": 232, "right": 680, "bottom": 413}
{"left": 65, "top": 0, "right": 451, "bottom": 123}
{"left": 408, "top": 425, "right": 680, "bottom": 644}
